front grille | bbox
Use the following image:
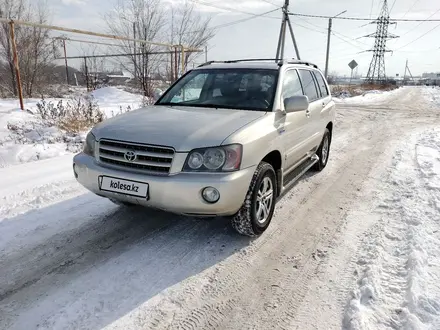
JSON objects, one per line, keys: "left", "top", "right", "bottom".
{"left": 98, "top": 139, "right": 174, "bottom": 175}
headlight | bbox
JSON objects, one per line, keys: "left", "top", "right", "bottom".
{"left": 83, "top": 131, "right": 96, "bottom": 156}
{"left": 184, "top": 144, "right": 242, "bottom": 172}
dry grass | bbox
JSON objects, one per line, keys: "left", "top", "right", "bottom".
{"left": 331, "top": 82, "right": 398, "bottom": 97}
{"left": 36, "top": 94, "right": 105, "bottom": 133}
{"left": 360, "top": 83, "right": 398, "bottom": 91}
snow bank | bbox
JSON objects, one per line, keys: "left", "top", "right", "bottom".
{"left": 91, "top": 87, "right": 144, "bottom": 117}
{"left": 345, "top": 128, "right": 440, "bottom": 329}
{"left": 0, "top": 87, "right": 144, "bottom": 167}
{"left": 334, "top": 87, "right": 401, "bottom": 104}
{"left": 420, "top": 86, "right": 440, "bottom": 111}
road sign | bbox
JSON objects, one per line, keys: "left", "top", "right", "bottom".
{"left": 348, "top": 60, "right": 358, "bottom": 70}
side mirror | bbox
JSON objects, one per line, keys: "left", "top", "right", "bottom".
{"left": 284, "top": 95, "right": 309, "bottom": 113}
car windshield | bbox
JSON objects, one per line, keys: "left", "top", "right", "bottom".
{"left": 156, "top": 68, "right": 279, "bottom": 111}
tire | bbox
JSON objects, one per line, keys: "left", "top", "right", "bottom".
{"left": 313, "top": 128, "right": 331, "bottom": 172}
{"left": 231, "top": 162, "right": 277, "bottom": 237}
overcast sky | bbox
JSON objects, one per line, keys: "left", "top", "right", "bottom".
{"left": 48, "top": 0, "right": 440, "bottom": 77}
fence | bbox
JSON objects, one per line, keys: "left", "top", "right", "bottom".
{"left": 0, "top": 17, "right": 202, "bottom": 110}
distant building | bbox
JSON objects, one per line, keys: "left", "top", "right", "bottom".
{"left": 421, "top": 72, "right": 440, "bottom": 85}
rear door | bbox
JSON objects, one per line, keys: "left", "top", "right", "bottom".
{"left": 297, "top": 69, "right": 322, "bottom": 154}
{"left": 280, "top": 69, "right": 310, "bottom": 171}
{"left": 310, "top": 70, "right": 333, "bottom": 147}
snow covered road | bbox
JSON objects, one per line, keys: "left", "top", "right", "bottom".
{"left": 1, "top": 87, "right": 440, "bottom": 330}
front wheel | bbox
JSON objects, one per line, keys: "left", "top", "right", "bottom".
{"left": 231, "top": 162, "right": 277, "bottom": 237}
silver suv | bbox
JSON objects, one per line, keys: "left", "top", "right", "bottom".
{"left": 73, "top": 59, "right": 336, "bottom": 236}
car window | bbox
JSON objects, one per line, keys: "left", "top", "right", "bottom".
{"left": 298, "top": 69, "right": 319, "bottom": 102}
{"left": 282, "top": 70, "right": 303, "bottom": 100}
{"left": 171, "top": 74, "right": 208, "bottom": 102}
{"left": 313, "top": 71, "right": 329, "bottom": 97}
{"left": 157, "top": 68, "right": 279, "bottom": 112}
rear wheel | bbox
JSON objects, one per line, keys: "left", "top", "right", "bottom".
{"left": 313, "top": 128, "right": 331, "bottom": 171}
{"left": 231, "top": 162, "right": 277, "bottom": 237}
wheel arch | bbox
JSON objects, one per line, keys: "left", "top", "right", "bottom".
{"left": 326, "top": 121, "right": 333, "bottom": 143}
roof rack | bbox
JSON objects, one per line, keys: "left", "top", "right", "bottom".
{"left": 197, "top": 59, "right": 282, "bottom": 67}
{"left": 197, "top": 58, "right": 319, "bottom": 69}
{"left": 286, "top": 60, "right": 319, "bottom": 69}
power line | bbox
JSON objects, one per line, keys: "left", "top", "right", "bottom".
{"left": 288, "top": 12, "right": 440, "bottom": 22}
{"left": 189, "top": 0, "right": 279, "bottom": 19}
{"left": 397, "top": 7, "right": 440, "bottom": 38}
{"left": 333, "top": 31, "right": 370, "bottom": 47}
{"left": 292, "top": 16, "right": 328, "bottom": 33}
{"left": 370, "top": 0, "right": 375, "bottom": 19}
{"left": 331, "top": 32, "right": 365, "bottom": 50}
{"left": 401, "top": 0, "right": 421, "bottom": 19}
{"left": 390, "top": 0, "right": 398, "bottom": 14}
{"left": 259, "top": 0, "right": 280, "bottom": 8}
{"left": 164, "top": 7, "right": 280, "bottom": 37}
{"left": 293, "top": 20, "right": 327, "bottom": 34}
{"left": 209, "top": 8, "right": 281, "bottom": 29}
{"left": 394, "top": 21, "right": 440, "bottom": 50}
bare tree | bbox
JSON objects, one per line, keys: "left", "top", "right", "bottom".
{"left": 104, "top": 0, "right": 165, "bottom": 97}
{"left": 0, "top": 0, "right": 25, "bottom": 96}
{"left": 169, "top": 1, "right": 214, "bottom": 72}
{"left": 0, "top": 0, "right": 54, "bottom": 97}
{"left": 79, "top": 45, "right": 106, "bottom": 91}
{"left": 105, "top": 0, "right": 215, "bottom": 95}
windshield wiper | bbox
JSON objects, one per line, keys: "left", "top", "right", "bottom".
{"left": 157, "top": 102, "right": 267, "bottom": 111}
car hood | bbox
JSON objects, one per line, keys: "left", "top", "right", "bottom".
{"left": 92, "top": 105, "right": 266, "bottom": 151}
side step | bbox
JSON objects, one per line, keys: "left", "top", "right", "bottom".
{"left": 280, "top": 155, "right": 319, "bottom": 196}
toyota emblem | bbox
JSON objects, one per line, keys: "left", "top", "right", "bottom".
{"left": 124, "top": 150, "right": 137, "bottom": 162}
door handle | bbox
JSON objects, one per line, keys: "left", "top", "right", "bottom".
{"left": 306, "top": 109, "right": 311, "bottom": 118}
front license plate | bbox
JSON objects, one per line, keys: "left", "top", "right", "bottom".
{"left": 99, "top": 176, "right": 149, "bottom": 199}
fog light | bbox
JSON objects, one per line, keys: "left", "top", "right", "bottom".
{"left": 202, "top": 187, "right": 220, "bottom": 203}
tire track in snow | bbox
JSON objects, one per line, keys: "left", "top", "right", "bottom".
{"left": 344, "top": 130, "right": 440, "bottom": 329}
{"left": 246, "top": 118, "right": 391, "bottom": 330}
{"left": 140, "top": 112, "right": 388, "bottom": 330}
{"left": 97, "top": 103, "right": 383, "bottom": 330}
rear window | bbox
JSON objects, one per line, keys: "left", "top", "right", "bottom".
{"left": 313, "top": 71, "right": 329, "bottom": 97}
{"left": 298, "top": 69, "right": 319, "bottom": 102}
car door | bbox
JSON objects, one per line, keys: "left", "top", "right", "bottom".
{"left": 311, "top": 70, "right": 333, "bottom": 147}
{"left": 279, "top": 69, "right": 311, "bottom": 171}
{"left": 297, "top": 69, "right": 322, "bottom": 154}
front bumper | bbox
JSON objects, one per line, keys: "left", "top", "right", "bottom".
{"left": 73, "top": 153, "right": 256, "bottom": 216}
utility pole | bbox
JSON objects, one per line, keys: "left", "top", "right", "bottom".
{"left": 62, "top": 39, "right": 69, "bottom": 85}
{"left": 275, "top": 0, "right": 300, "bottom": 61}
{"left": 324, "top": 10, "right": 347, "bottom": 79}
{"left": 174, "top": 47, "right": 178, "bottom": 81}
{"left": 170, "top": 51, "right": 174, "bottom": 82}
{"left": 133, "top": 22, "right": 137, "bottom": 80}
{"left": 205, "top": 45, "right": 208, "bottom": 62}
{"left": 9, "top": 22, "right": 24, "bottom": 111}
{"left": 84, "top": 57, "right": 89, "bottom": 92}
{"left": 403, "top": 59, "right": 408, "bottom": 81}
{"left": 403, "top": 59, "right": 414, "bottom": 83}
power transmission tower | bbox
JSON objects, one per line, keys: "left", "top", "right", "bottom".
{"left": 364, "top": 0, "right": 398, "bottom": 83}
{"left": 403, "top": 59, "right": 414, "bottom": 83}
{"left": 275, "top": 0, "right": 300, "bottom": 61}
